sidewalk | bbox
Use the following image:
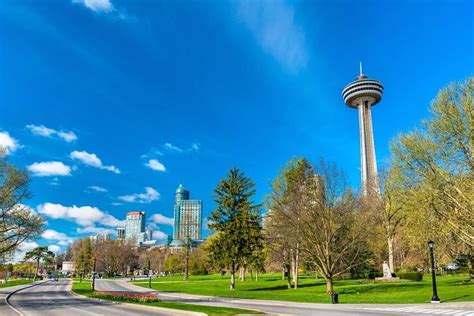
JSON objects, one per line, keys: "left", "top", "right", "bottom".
{"left": 118, "top": 280, "right": 474, "bottom": 315}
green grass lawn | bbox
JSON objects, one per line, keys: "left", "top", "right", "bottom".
{"left": 71, "top": 279, "right": 260, "bottom": 315}
{"left": 133, "top": 273, "right": 473, "bottom": 304}
{"left": 0, "top": 278, "right": 33, "bottom": 288}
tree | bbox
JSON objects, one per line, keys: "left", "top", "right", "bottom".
{"left": 298, "top": 160, "right": 368, "bottom": 294}
{"left": 0, "top": 155, "right": 44, "bottom": 256}
{"left": 364, "top": 168, "right": 406, "bottom": 273}
{"left": 24, "top": 246, "right": 54, "bottom": 281}
{"left": 265, "top": 158, "right": 311, "bottom": 289}
{"left": 207, "top": 168, "right": 263, "bottom": 290}
{"left": 73, "top": 238, "right": 94, "bottom": 281}
{"left": 164, "top": 254, "right": 182, "bottom": 274}
{"left": 391, "top": 77, "right": 473, "bottom": 247}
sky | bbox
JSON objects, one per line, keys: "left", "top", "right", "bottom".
{"left": 0, "top": 0, "right": 473, "bottom": 258}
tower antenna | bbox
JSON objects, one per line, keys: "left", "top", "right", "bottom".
{"left": 359, "top": 61, "right": 363, "bottom": 76}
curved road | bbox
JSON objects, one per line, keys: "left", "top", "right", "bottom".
{"left": 6, "top": 279, "right": 195, "bottom": 316}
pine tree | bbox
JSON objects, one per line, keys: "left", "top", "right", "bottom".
{"left": 208, "top": 168, "right": 263, "bottom": 290}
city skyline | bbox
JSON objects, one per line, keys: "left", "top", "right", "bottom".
{"left": 0, "top": 0, "right": 472, "bottom": 258}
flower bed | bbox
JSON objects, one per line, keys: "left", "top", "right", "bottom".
{"left": 93, "top": 290, "right": 161, "bottom": 303}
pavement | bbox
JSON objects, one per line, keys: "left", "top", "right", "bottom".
{"left": 95, "top": 278, "right": 474, "bottom": 315}
{"left": 2, "top": 279, "right": 201, "bottom": 316}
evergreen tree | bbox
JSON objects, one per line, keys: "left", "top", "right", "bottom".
{"left": 24, "top": 246, "right": 54, "bottom": 281}
{"left": 208, "top": 168, "right": 263, "bottom": 290}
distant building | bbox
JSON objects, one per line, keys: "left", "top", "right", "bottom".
{"left": 116, "top": 227, "right": 125, "bottom": 240}
{"left": 61, "top": 261, "right": 75, "bottom": 274}
{"left": 172, "top": 184, "right": 203, "bottom": 246}
{"left": 125, "top": 211, "right": 145, "bottom": 244}
{"left": 90, "top": 233, "right": 111, "bottom": 242}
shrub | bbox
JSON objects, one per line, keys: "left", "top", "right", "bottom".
{"left": 396, "top": 265, "right": 418, "bottom": 273}
{"left": 368, "top": 271, "right": 383, "bottom": 279}
{"left": 397, "top": 272, "right": 423, "bottom": 281}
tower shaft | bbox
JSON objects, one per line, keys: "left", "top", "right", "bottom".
{"left": 357, "top": 101, "right": 379, "bottom": 196}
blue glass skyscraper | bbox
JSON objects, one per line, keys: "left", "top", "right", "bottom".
{"left": 173, "top": 184, "right": 202, "bottom": 241}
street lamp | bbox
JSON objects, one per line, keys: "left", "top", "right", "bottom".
{"left": 428, "top": 240, "right": 440, "bottom": 303}
{"left": 92, "top": 256, "right": 97, "bottom": 292}
{"left": 148, "top": 259, "right": 152, "bottom": 289}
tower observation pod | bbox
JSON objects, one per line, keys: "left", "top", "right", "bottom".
{"left": 342, "top": 63, "right": 383, "bottom": 196}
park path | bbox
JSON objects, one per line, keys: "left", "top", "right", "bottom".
{"left": 95, "top": 278, "right": 474, "bottom": 315}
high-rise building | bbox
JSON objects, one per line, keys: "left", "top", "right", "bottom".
{"left": 125, "top": 211, "right": 145, "bottom": 243}
{"left": 173, "top": 184, "right": 202, "bottom": 241}
{"left": 116, "top": 227, "right": 125, "bottom": 240}
{"left": 342, "top": 63, "right": 384, "bottom": 196}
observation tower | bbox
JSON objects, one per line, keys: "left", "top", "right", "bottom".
{"left": 342, "top": 63, "right": 383, "bottom": 196}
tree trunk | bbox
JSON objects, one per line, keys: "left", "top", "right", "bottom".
{"left": 294, "top": 243, "right": 299, "bottom": 289}
{"left": 230, "top": 264, "right": 236, "bottom": 291}
{"left": 387, "top": 236, "right": 395, "bottom": 273}
{"left": 282, "top": 268, "right": 285, "bottom": 280}
{"left": 184, "top": 245, "right": 189, "bottom": 281}
{"left": 242, "top": 266, "right": 246, "bottom": 282}
{"left": 33, "top": 258, "right": 39, "bottom": 281}
{"left": 285, "top": 264, "right": 291, "bottom": 289}
{"left": 325, "top": 278, "right": 334, "bottom": 294}
{"left": 256, "top": 270, "right": 258, "bottom": 281}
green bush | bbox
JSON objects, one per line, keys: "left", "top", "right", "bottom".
{"left": 368, "top": 271, "right": 383, "bottom": 279}
{"left": 397, "top": 272, "right": 423, "bottom": 281}
{"left": 396, "top": 265, "right": 418, "bottom": 273}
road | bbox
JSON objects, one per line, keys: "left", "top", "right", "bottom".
{"left": 5, "top": 279, "right": 198, "bottom": 316}
{"left": 96, "top": 278, "right": 474, "bottom": 315}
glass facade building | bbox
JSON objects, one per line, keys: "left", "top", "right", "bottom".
{"left": 125, "top": 211, "right": 145, "bottom": 244}
{"left": 173, "top": 184, "right": 202, "bottom": 241}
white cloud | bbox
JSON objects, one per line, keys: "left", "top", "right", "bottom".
{"left": 70, "top": 150, "right": 120, "bottom": 174}
{"left": 26, "top": 124, "right": 77, "bottom": 142}
{"left": 118, "top": 187, "right": 160, "bottom": 204}
{"left": 152, "top": 230, "right": 168, "bottom": 240}
{"left": 150, "top": 213, "right": 174, "bottom": 226}
{"left": 190, "top": 143, "right": 200, "bottom": 151}
{"left": 77, "top": 226, "right": 115, "bottom": 235}
{"left": 73, "top": 0, "right": 114, "bottom": 13}
{"left": 37, "top": 202, "right": 124, "bottom": 227}
{"left": 145, "top": 159, "right": 166, "bottom": 172}
{"left": 0, "top": 131, "right": 20, "bottom": 155}
{"left": 235, "top": 0, "right": 308, "bottom": 72}
{"left": 88, "top": 185, "right": 108, "bottom": 192}
{"left": 164, "top": 143, "right": 183, "bottom": 153}
{"left": 57, "top": 131, "right": 78, "bottom": 142}
{"left": 41, "top": 229, "right": 72, "bottom": 246}
{"left": 48, "top": 245, "right": 61, "bottom": 253}
{"left": 27, "top": 161, "right": 72, "bottom": 177}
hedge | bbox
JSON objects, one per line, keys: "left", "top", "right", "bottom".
{"left": 397, "top": 272, "right": 423, "bottom": 281}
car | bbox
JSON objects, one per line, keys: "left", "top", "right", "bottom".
{"left": 444, "top": 263, "right": 459, "bottom": 271}
{"left": 48, "top": 274, "right": 59, "bottom": 281}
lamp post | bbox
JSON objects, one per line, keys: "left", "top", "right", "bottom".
{"left": 148, "top": 259, "right": 152, "bottom": 289}
{"left": 428, "top": 240, "right": 440, "bottom": 303}
{"left": 92, "top": 256, "right": 97, "bottom": 292}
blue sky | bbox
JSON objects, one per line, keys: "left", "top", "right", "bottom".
{"left": 0, "top": 0, "right": 472, "bottom": 255}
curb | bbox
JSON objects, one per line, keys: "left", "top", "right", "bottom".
{"left": 5, "top": 280, "right": 50, "bottom": 316}
{"left": 70, "top": 285, "right": 206, "bottom": 316}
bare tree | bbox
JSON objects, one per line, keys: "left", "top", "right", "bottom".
{"left": 299, "top": 160, "right": 368, "bottom": 294}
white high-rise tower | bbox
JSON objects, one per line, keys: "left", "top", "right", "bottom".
{"left": 342, "top": 63, "right": 383, "bottom": 196}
